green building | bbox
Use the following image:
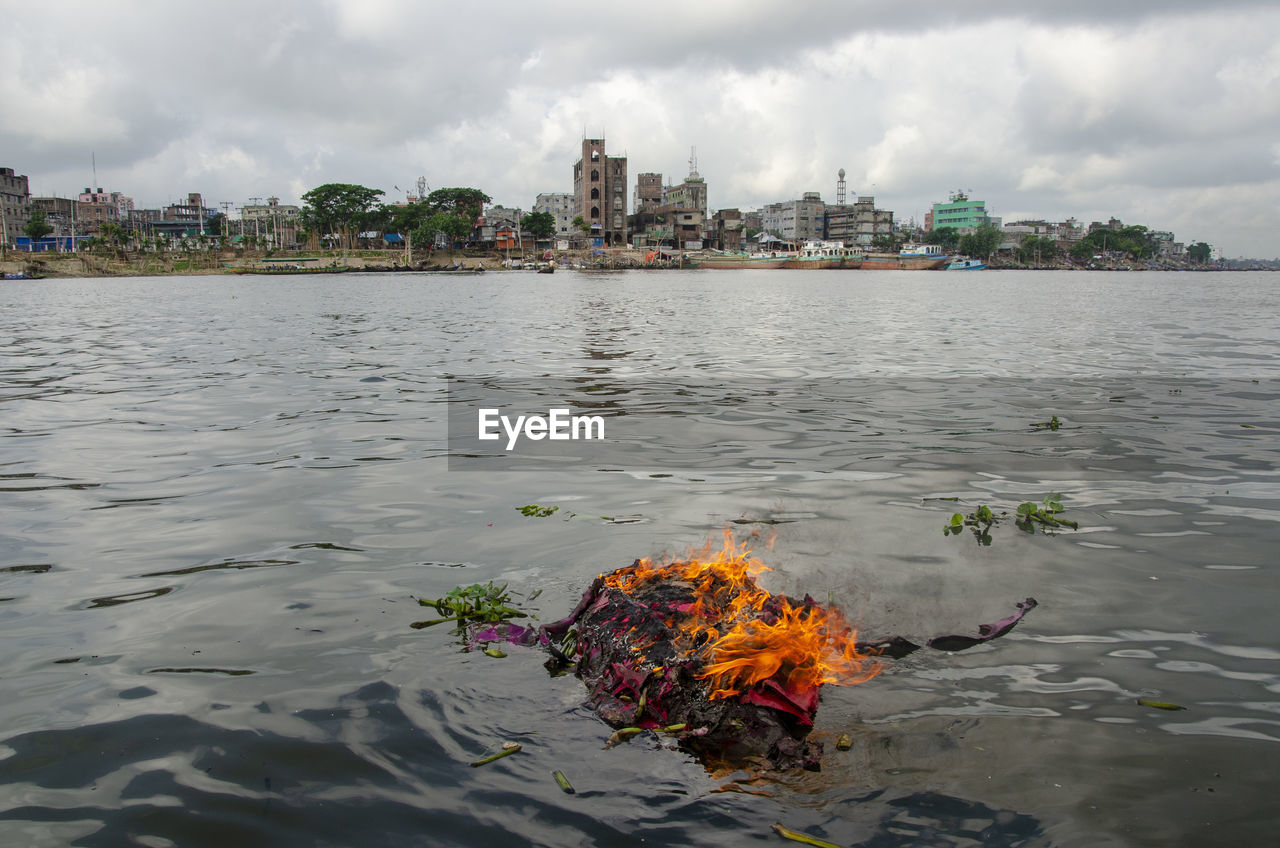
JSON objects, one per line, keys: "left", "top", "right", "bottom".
{"left": 930, "top": 192, "right": 990, "bottom": 231}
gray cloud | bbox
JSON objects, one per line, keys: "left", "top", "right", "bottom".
{"left": 2, "top": 0, "right": 1277, "bottom": 256}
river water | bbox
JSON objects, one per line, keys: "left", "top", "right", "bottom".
{"left": 1, "top": 269, "right": 1277, "bottom": 847}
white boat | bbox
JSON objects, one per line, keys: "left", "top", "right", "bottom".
{"left": 945, "top": 257, "right": 987, "bottom": 270}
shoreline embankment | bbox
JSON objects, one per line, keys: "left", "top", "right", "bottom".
{"left": 0, "top": 248, "right": 1244, "bottom": 279}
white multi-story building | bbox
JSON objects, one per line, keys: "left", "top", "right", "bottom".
{"left": 535, "top": 192, "right": 575, "bottom": 238}
{"left": 762, "top": 192, "right": 825, "bottom": 241}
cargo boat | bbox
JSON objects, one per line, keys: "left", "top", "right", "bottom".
{"left": 783, "top": 240, "right": 865, "bottom": 269}
{"left": 860, "top": 243, "right": 949, "bottom": 270}
{"left": 694, "top": 250, "right": 795, "bottom": 269}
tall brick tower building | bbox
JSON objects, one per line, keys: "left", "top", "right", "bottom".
{"left": 572, "top": 138, "right": 627, "bottom": 247}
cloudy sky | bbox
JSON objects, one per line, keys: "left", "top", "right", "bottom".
{"left": 3, "top": 0, "right": 1278, "bottom": 256}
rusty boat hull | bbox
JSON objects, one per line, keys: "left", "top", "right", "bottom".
{"left": 859, "top": 252, "right": 949, "bottom": 270}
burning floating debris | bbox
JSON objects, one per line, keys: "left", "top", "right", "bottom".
{"left": 419, "top": 532, "right": 1037, "bottom": 771}
{"left": 537, "top": 532, "right": 1036, "bottom": 771}
{"left": 536, "top": 532, "right": 880, "bottom": 770}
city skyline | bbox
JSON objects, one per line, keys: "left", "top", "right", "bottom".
{"left": 3, "top": 0, "right": 1278, "bottom": 257}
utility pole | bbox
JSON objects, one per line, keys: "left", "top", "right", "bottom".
{"left": 220, "top": 201, "right": 233, "bottom": 248}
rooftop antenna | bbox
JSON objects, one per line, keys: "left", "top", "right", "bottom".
{"left": 92, "top": 151, "right": 97, "bottom": 191}
{"left": 689, "top": 146, "right": 699, "bottom": 179}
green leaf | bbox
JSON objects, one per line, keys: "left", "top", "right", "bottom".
{"left": 1017, "top": 502, "right": 1036, "bottom": 516}
{"left": 950, "top": 513, "right": 965, "bottom": 526}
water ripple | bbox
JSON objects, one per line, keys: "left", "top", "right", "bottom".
{"left": 2, "top": 271, "right": 1278, "bottom": 847}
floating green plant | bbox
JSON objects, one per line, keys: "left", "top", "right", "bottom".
{"left": 411, "top": 581, "right": 527, "bottom": 632}
{"left": 772, "top": 822, "right": 844, "bottom": 848}
{"left": 552, "top": 770, "right": 575, "bottom": 794}
{"left": 943, "top": 504, "right": 1001, "bottom": 545}
{"left": 1030, "top": 415, "right": 1061, "bottom": 431}
{"left": 1016, "top": 493, "right": 1079, "bottom": 533}
{"left": 470, "top": 742, "right": 521, "bottom": 767}
{"left": 944, "top": 495, "right": 1079, "bottom": 543}
{"left": 517, "top": 504, "right": 559, "bottom": 518}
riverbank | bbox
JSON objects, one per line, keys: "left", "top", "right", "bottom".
{"left": 987, "top": 253, "right": 1229, "bottom": 271}
{"left": 0, "top": 247, "right": 663, "bottom": 279}
{"left": 1, "top": 247, "right": 1245, "bottom": 278}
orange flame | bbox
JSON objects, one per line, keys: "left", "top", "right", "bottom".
{"left": 600, "top": 529, "right": 881, "bottom": 701}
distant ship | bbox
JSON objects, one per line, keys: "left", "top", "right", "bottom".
{"left": 945, "top": 257, "right": 987, "bottom": 270}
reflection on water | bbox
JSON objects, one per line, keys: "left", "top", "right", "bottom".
{"left": 1, "top": 270, "right": 1278, "bottom": 846}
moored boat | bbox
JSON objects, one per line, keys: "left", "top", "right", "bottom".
{"left": 860, "top": 243, "right": 949, "bottom": 270}
{"left": 783, "top": 240, "right": 865, "bottom": 269}
{"left": 945, "top": 257, "right": 987, "bottom": 270}
{"left": 231, "top": 263, "right": 350, "bottom": 275}
{"left": 694, "top": 250, "right": 794, "bottom": 269}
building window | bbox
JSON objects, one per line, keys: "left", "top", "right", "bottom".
{"left": 591, "top": 170, "right": 599, "bottom": 181}
{"left": 591, "top": 188, "right": 600, "bottom": 200}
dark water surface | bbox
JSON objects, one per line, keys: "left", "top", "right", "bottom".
{"left": 1, "top": 270, "right": 1277, "bottom": 847}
